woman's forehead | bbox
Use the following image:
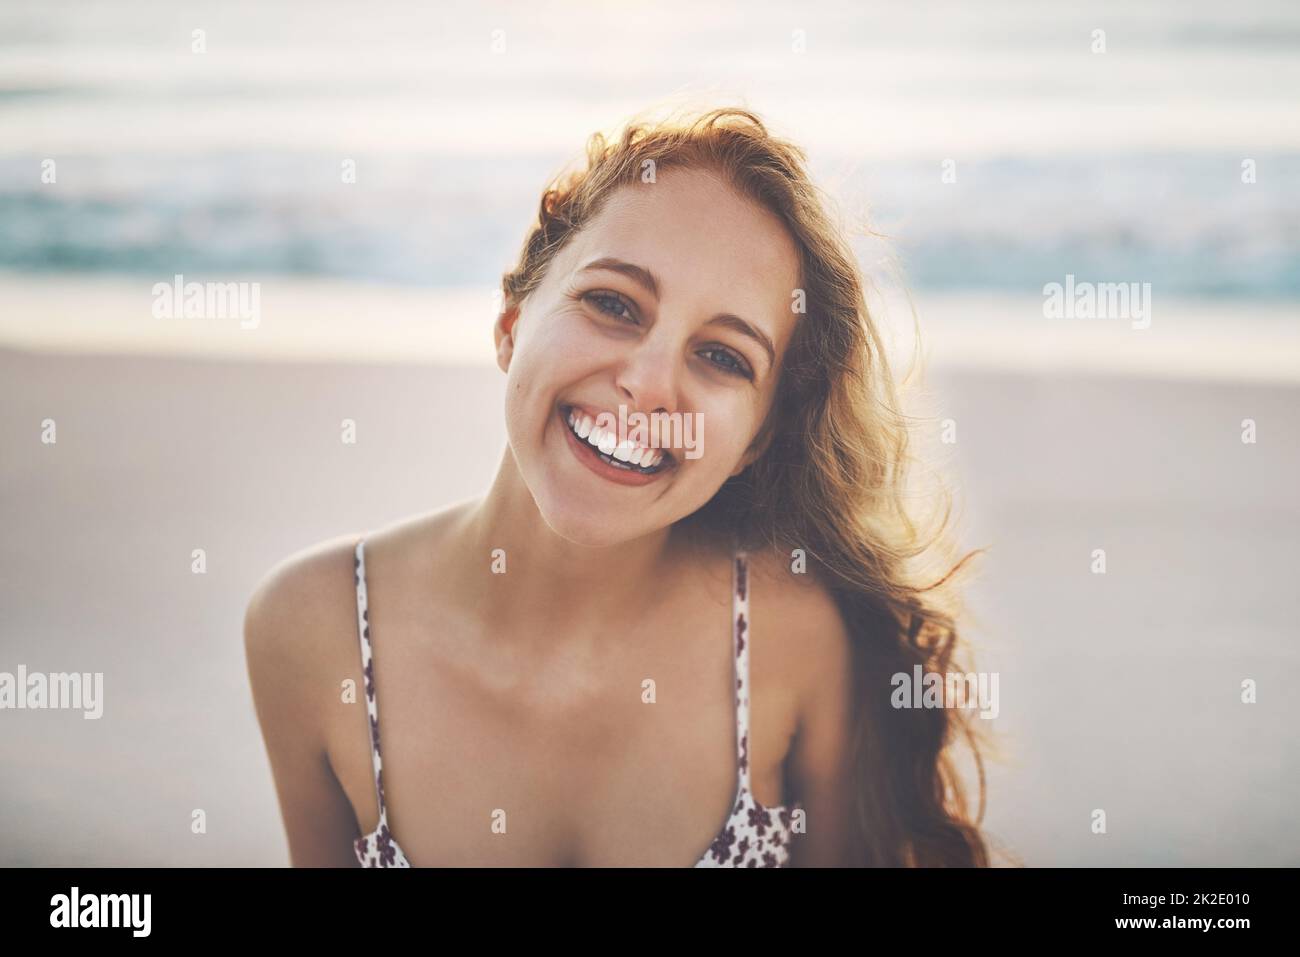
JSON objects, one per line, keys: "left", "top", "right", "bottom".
{"left": 567, "top": 170, "right": 803, "bottom": 305}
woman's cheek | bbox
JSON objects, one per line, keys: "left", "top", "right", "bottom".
{"left": 697, "top": 404, "right": 752, "bottom": 471}
{"left": 521, "top": 311, "right": 598, "bottom": 372}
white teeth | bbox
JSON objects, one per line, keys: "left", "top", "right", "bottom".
{"left": 565, "top": 407, "right": 669, "bottom": 471}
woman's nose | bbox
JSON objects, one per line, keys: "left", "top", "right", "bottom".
{"left": 614, "top": 339, "right": 679, "bottom": 415}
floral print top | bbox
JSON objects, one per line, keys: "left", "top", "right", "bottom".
{"left": 351, "top": 538, "right": 803, "bottom": 867}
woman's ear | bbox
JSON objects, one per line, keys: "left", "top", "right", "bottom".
{"left": 493, "top": 294, "right": 520, "bottom": 373}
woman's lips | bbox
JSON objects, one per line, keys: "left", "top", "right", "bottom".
{"left": 557, "top": 405, "right": 674, "bottom": 487}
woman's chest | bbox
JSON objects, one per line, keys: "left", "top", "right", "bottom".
{"left": 326, "top": 593, "right": 801, "bottom": 866}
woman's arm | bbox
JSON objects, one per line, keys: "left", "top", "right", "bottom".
{"left": 779, "top": 578, "right": 858, "bottom": 868}
{"left": 244, "top": 548, "right": 363, "bottom": 867}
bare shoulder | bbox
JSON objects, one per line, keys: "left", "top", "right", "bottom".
{"left": 242, "top": 531, "right": 379, "bottom": 865}
{"left": 244, "top": 499, "right": 471, "bottom": 663}
{"left": 746, "top": 545, "right": 859, "bottom": 865}
{"left": 745, "top": 544, "right": 853, "bottom": 708}
{"left": 244, "top": 533, "right": 362, "bottom": 658}
{"left": 242, "top": 532, "right": 367, "bottom": 737}
{"left": 361, "top": 499, "right": 476, "bottom": 577}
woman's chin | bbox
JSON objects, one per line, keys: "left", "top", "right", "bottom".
{"left": 535, "top": 501, "right": 663, "bottom": 550}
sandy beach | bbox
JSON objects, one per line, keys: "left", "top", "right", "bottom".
{"left": 1, "top": 313, "right": 1296, "bottom": 865}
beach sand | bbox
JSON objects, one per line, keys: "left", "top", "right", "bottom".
{"left": 1, "top": 302, "right": 1297, "bottom": 866}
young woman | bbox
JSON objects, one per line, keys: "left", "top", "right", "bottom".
{"left": 245, "top": 105, "right": 990, "bottom": 867}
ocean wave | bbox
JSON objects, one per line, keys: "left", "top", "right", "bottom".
{"left": 2, "top": 152, "right": 1297, "bottom": 298}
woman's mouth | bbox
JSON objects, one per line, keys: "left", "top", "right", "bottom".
{"left": 558, "top": 404, "right": 676, "bottom": 484}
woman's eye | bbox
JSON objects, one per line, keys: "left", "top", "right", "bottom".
{"left": 699, "top": 346, "right": 753, "bottom": 379}
{"left": 584, "top": 291, "right": 637, "bottom": 323}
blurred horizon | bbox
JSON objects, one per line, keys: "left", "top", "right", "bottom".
{"left": 0, "top": 0, "right": 1294, "bottom": 390}
{"left": 2, "top": 0, "right": 1298, "bottom": 316}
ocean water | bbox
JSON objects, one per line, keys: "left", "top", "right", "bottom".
{"left": 1, "top": 0, "right": 1297, "bottom": 300}
{"left": 1, "top": 151, "right": 1296, "bottom": 298}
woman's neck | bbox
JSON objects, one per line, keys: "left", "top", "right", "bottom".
{"left": 446, "top": 446, "right": 692, "bottom": 651}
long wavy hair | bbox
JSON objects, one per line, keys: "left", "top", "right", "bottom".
{"left": 501, "top": 104, "right": 996, "bottom": 867}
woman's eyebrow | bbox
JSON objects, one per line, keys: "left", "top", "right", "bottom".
{"left": 577, "top": 257, "right": 660, "bottom": 299}
{"left": 706, "top": 313, "right": 776, "bottom": 369}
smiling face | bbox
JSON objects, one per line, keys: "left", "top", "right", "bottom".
{"left": 494, "top": 164, "right": 803, "bottom": 548}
